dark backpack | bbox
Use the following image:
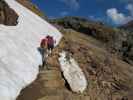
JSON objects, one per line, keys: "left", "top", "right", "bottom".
{"left": 47, "top": 36, "right": 54, "bottom": 45}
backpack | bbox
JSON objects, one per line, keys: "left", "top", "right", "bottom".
{"left": 47, "top": 36, "right": 54, "bottom": 46}
{"left": 40, "top": 38, "right": 48, "bottom": 48}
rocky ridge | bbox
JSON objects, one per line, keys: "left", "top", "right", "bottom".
{"left": 120, "top": 20, "right": 133, "bottom": 32}
{"left": 0, "top": 0, "right": 18, "bottom": 25}
{"left": 50, "top": 17, "right": 133, "bottom": 65}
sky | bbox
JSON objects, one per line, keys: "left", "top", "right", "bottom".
{"left": 31, "top": 0, "right": 133, "bottom": 25}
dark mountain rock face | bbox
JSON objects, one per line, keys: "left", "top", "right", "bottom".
{"left": 120, "top": 20, "right": 133, "bottom": 32}
{"left": 0, "top": 0, "right": 18, "bottom": 26}
{"left": 50, "top": 17, "right": 133, "bottom": 65}
{"left": 50, "top": 16, "right": 115, "bottom": 43}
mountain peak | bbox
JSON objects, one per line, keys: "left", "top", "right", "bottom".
{"left": 120, "top": 20, "right": 133, "bottom": 31}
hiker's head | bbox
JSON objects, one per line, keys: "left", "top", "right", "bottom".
{"left": 46, "top": 35, "right": 50, "bottom": 38}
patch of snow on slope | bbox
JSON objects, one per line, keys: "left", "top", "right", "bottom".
{"left": 59, "top": 51, "right": 87, "bottom": 93}
{"left": 0, "top": 0, "right": 62, "bottom": 100}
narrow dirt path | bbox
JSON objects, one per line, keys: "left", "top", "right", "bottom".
{"left": 17, "top": 64, "right": 66, "bottom": 100}
{"left": 17, "top": 50, "right": 89, "bottom": 100}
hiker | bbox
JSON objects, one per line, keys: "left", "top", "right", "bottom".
{"left": 38, "top": 35, "right": 55, "bottom": 69}
{"left": 46, "top": 35, "right": 56, "bottom": 54}
{"left": 40, "top": 37, "right": 48, "bottom": 68}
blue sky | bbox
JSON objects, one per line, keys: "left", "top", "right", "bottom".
{"left": 31, "top": 0, "right": 133, "bottom": 25}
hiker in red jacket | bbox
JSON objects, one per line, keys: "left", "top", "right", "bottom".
{"left": 46, "top": 35, "right": 56, "bottom": 54}
{"left": 40, "top": 37, "right": 48, "bottom": 68}
{"left": 40, "top": 38, "right": 48, "bottom": 49}
{"left": 38, "top": 35, "right": 55, "bottom": 69}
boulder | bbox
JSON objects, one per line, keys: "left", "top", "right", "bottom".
{"left": 0, "top": 0, "right": 18, "bottom": 26}
{"left": 59, "top": 51, "right": 87, "bottom": 93}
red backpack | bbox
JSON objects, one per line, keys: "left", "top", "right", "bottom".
{"left": 40, "top": 38, "right": 48, "bottom": 48}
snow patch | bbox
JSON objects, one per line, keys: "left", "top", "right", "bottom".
{"left": 59, "top": 51, "right": 87, "bottom": 93}
{"left": 0, "top": 0, "right": 62, "bottom": 100}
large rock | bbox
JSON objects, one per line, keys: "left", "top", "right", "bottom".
{"left": 0, "top": 0, "right": 18, "bottom": 25}
{"left": 59, "top": 51, "right": 87, "bottom": 93}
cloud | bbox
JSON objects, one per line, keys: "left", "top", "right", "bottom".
{"left": 106, "top": 4, "right": 133, "bottom": 25}
{"left": 107, "top": 8, "right": 126, "bottom": 24}
{"left": 59, "top": 0, "right": 79, "bottom": 10}
{"left": 126, "top": 4, "right": 133, "bottom": 16}
{"left": 60, "top": 11, "right": 69, "bottom": 16}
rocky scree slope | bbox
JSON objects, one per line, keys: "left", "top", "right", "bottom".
{"left": 50, "top": 17, "right": 133, "bottom": 65}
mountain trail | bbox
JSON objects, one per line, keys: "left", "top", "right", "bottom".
{"left": 17, "top": 49, "right": 89, "bottom": 100}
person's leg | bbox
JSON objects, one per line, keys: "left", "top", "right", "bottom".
{"left": 47, "top": 44, "right": 51, "bottom": 55}
{"left": 51, "top": 44, "right": 54, "bottom": 50}
{"left": 45, "top": 48, "right": 52, "bottom": 70}
{"left": 42, "top": 58, "right": 46, "bottom": 68}
{"left": 43, "top": 48, "right": 50, "bottom": 69}
{"left": 37, "top": 47, "right": 44, "bottom": 70}
{"left": 49, "top": 44, "right": 54, "bottom": 54}
{"left": 41, "top": 48, "right": 45, "bottom": 69}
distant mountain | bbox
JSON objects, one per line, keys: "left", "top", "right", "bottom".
{"left": 120, "top": 20, "right": 133, "bottom": 31}
{"left": 50, "top": 16, "right": 115, "bottom": 43}
{"left": 50, "top": 16, "right": 133, "bottom": 66}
